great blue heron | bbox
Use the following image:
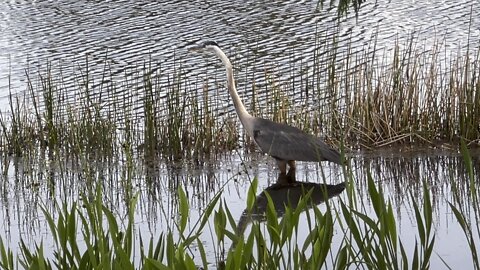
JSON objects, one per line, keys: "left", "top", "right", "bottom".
{"left": 190, "top": 41, "right": 342, "bottom": 183}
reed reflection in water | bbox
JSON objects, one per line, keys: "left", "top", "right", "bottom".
{"left": 0, "top": 148, "right": 479, "bottom": 268}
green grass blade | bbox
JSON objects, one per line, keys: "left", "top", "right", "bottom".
{"left": 178, "top": 187, "right": 189, "bottom": 234}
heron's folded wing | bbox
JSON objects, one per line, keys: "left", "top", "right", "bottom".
{"left": 252, "top": 119, "right": 342, "bottom": 164}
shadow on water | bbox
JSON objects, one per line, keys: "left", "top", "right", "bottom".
{"left": 235, "top": 174, "right": 346, "bottom": 238}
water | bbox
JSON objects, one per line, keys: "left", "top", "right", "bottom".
{"left": 1, "top": 148, "right": 478, "bottom": 268}
{"left": 0, "top": 0, "right": 479, "bottom": 268}
{"left": 1, "top": 0, "right": 479, "bottom": 108}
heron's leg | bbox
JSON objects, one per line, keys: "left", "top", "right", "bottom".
{"left": 275, "top": 159, "right": 290, "bottom": 185}
{"left": 276, "top": 173, "right": 289, "bottom": 185}
{"left": 286, "top": 160, "right": 296, "bottom": 183}
{"left": 275, "top": 159, "right": 287, "bottom": 175}
{"left": 287, "top": 160, "right": 296, "bottom": 170}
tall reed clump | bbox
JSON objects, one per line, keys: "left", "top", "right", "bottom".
{"left": 37, "top": 62, "right": 119, "bottom": 159}
{"left": 0, "top": 63, "right": 119, "bottom": 160}
{"left": 0, "top": 90, "right": 37, "bottom": 157}
{"left": 234, "top": 33, "right": 478, "bottom": 151}
{"left": 321, "top": 35, "right": 480, "bottom": 148}
{"left": 140, "top": 64, "right": 239, "bottom": 163}
{"left": 0, "top": 57, "right": 243, "bottom": 165}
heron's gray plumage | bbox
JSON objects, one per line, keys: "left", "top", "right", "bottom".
{"left": 252, "top": 118, "right": 342, "bottom": 164}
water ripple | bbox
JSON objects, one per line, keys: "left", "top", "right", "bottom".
{"left": 0, "top": 0, "right": 478, "bottom": 112}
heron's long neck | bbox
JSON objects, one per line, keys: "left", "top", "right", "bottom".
{"left": 213, "top": 47, "right": 252, "bottom": 130}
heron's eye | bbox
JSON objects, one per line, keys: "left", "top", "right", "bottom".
{"left": 254, "top": 130, "right": 261, "bottom": 137}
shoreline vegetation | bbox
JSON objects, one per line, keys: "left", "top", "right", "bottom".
{"left": 0, "top": 34, "right": 479, "bottom": 269}
{"left": 0, "top": 36, "right": 478, "bottom": 161}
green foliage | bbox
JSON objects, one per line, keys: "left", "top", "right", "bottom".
{"left": 0, "top": 149, "right": 479, "bottom": 270}
{"left": 334, "top": 173, "right": 437, "bottom": 270}
{"left": 448, "top": 141, "right": 480, "bottom": 270}
{"left": 1, "top": 33, "right": 479, "bottom": 161}
{"left": 0, "top": 237, "right": 14, "bottom": 270}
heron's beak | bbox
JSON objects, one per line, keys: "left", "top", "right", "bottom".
{"left": 188, "top": 45, "right": 204, "bottom": 53}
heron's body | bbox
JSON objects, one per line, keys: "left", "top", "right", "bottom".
{"left": 190, "top": 41, "right": 342, "bottom": 182}
{"left": 251, "top": 117, "right": 341, "bottom": 163}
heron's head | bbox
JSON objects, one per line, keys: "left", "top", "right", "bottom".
{"left": 188, "top": 41, "right": 220, "bottom": 53}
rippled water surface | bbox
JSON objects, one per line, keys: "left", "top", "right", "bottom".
{"left": 1, "top": 0, "right": 480, "bottom": 269}
{"left": 1, "top": 148, "right": 479, "bottom": 269}
{"left": 1, "top": 0, "right": 479, "bottom": 107}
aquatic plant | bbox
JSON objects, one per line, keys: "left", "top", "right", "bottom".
{"left": 1, "top": 33, "right": 479, "bottom": 161}
{"left": 0, "top": 146, "right": 478, "bottom": 270}
{"left": 324, "top": 35, "right": 480, "bottom": 148}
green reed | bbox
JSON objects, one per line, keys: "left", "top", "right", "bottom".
{"left": 327, "top": 36, "right": 480, "bottom": 147}
{"left": 0, "top": 58, "right": 243, "bottom": 165}
{"left": 0, "top": 33, "right": 479, "bottom": 161}
{"left": 0, "top": 146, "right": 477, "bottom": 269}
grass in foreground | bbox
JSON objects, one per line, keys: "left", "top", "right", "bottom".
{"left": 0, "top": 146, "right": 478, "bottom": 270}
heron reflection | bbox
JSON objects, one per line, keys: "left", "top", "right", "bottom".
{"left": 236, "top": 174, "right": 346, "bottom": 238}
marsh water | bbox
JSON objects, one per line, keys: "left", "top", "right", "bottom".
{"left": 1, "top": 0, "right": 480, "bottom": 269}
{"left": 1, "top": 0, "right": 479, "bottom": 108}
